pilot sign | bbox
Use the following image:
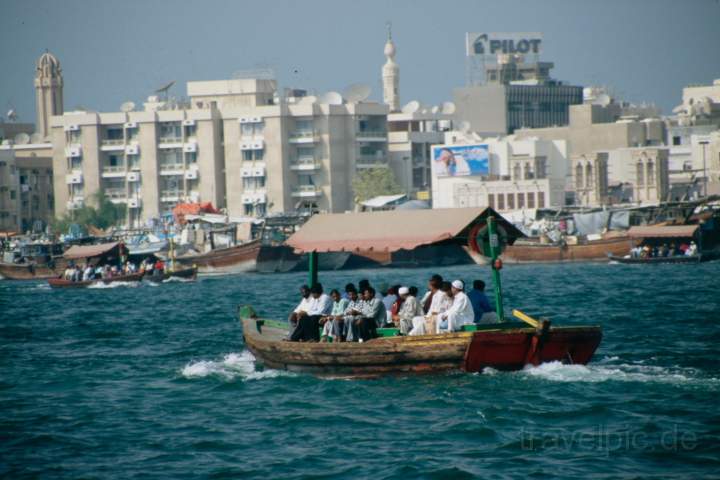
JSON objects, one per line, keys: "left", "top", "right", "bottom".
{"left": 466, "top": 32, "right": 543, "bottom": 57}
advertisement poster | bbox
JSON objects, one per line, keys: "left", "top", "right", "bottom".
{"left": 432, "top": 144, "right": 489, "bottom": 177}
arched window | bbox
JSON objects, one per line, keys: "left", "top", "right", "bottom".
{"left": 513, "top": 163, "right": 521, "bottom": 181}
{"left": 636, "top": 162, "right": 645, "bottom": 186}
{"left": 585, "top": 163, "right": 593, "bottom": 188}
{"left": 646, "top": 161, "right": 655, "bottom": 185}
{"left": 575, "top": 163, "right": 584, "bottom": 189}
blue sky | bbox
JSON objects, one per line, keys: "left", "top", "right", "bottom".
{"left": 1, "top": 0, "right": 719, "bottom": 123}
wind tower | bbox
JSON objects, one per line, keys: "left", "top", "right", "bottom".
{"left": 382, "top": 23, "right": 400, "bottom": 112}
{"left": 34, "top": 50, "right": 64, "bottom": 139}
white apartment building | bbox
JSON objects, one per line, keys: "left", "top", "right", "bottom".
{"left": 431, "top": 135, "right": 568, "bottom": 212}
{"left": 50, "top": 78, "right": 389, "bottom": 225}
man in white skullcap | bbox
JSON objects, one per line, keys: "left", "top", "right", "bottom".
{"left": 393, "top": 286, "right": 423, "bottom": 335}
{"left": 438, "top": 280, "right": 475, "bottom": 333}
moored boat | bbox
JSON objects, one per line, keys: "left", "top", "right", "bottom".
{"left": 0, "top": 242, "right": 68, "bottom": 280}
{"left": 502, "top": 235, "right": 630, "bottom": 263}
{"left": 171, "top": 239, "right": 261, "bottom": 275}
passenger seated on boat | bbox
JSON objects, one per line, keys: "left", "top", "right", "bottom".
{"left": 341, "top": 288, "right": 364, "bottom": 342}
{"left": 287, "top": 284, "right": 311, "bottom": 339}
{"left": 382, "top": 285, "right": 399, "bottom": 321}
{"left": 351, "top": 286, "right": 385, "bottom": 342}
{"left": 419, "top": 274, "right": 443, "bottom": 315}
{"left": 468, "top": 280, "right": 497, "bottom": 324}
{"left": 63, "top": 265, "right": 74, "bottom": 280}
{"left": 72, "top": 265, "right": 83, "bottom": 282}
{"left": 154, "top": 259, "right": 165, "bottom": 275}
{"left": 410, "top": 280, "right": 452, "bottom": 336}
{"left": 83, "top": 263, "right": 94, "bottom": 281}
{"left": 438, "top": 280, "right": 475, "bottom": 333}
{"left": 393, "top": 287, "right": 423, "bottom": 335}
{"left": 342, "top": 283, "right": 356, "bottom": 300}
{"left": 686, "top": 241, "right": 698, "bottom": 256}
{"left": 320, "top": 289, "right": 350, "bottom": 342}
{"left": 291, "top": 283, "right": 333, "bottom": 342}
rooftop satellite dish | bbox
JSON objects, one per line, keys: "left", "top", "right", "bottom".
{"left": 120, "top": 101, "right": 136, "bottom": 112}
{"left": 298, "top": 95, "right": 317, "bottom": 105}
{"left": 155, "top": 81, "right": 176, "bottom": 94}
{"left": 431, "top": 105, "right": 440, "bottom": 114}
{"left": 344, "top": 84, "right": 372, "bottom": 103}
{"left": 30, "top": 133, "right": 43, "bottom": 144}
{"left": 459, "top": 121, "right": 471, "bottom": 134}
{"left": 441, "top": 101, "right": 456, "bottom": 115}
{"left": 401, "top": 100, "right": 420, "bottom": 114}
{"left": 14, "top": 133, "right": 30, "bottom": 145}
{"left": 319, "top": 91, "right": 343, "bottom": 105}
{"left": 594, "top": 93, "right": 611, "bottom": 106}
{"left": 6, "top": 109, "right": 18, "bottom": 122}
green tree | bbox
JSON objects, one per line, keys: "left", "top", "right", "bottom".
{"left": 52, "top": 190, "right": 127, "bottom": 234}
{"left": 351, "top": 167, "right": 403, "bottom": 204}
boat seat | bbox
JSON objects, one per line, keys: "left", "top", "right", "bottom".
{"left": 377, "top": 327, "right": 400, "bottom": 337}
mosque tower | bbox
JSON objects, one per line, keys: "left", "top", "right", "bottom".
{"left": 382, "top": 24, "right": 400, "bottom": 112}
{"left": 34, "top": 51, "right": 64, "bottom": 139}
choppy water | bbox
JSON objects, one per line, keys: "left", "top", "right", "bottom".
{"left": 2, "top": 263, "right": 720, "bottom": 479}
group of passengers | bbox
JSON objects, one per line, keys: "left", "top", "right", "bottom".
{"left": 287, "top": 274, "right": 498, "bottom": 343}
{"left": 629, "top": 241, "right": 698, "bottom": 259}
{"left": 61, "top": 257, "right": 166, "bottom": 282}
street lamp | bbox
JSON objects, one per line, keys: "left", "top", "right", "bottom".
{"left": 699, "top": 140, "right": 709, "bottom": 198}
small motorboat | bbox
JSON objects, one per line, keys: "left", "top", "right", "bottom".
{"left": 48, "top": 272, "right": 144, "bottom": 289}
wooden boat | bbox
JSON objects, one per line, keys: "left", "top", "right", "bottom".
{"left": 143, "top": 266, "right": 198, "bottom": 282}
{"left": 0, "top": 242, "right": 68, "bottom": 280}
{"left": 172, "top": 239, "right": 261, "bottom": 275}
{"left": 502, "top": 235, "right": 630, "bottom": 263}
{"left": 240, "top": 312, "right": 602, "bottom": 379}
{"left": 608, "top": 225, "right": 720, "bottom": 264}
{"left": 48, "top": 272, "right": 144, "bottom": 289}
{"left": 239, "top": 208, "right": 603, "bottom": 379}
{"left": 608, "top": 251, "right": 720, "bottom": 264}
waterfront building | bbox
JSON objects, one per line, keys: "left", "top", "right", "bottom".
{"left": 430, "top": 134, "right": 568, "bottom": 212}
{"left": 571, "top": 152, "right": 609, "bottom": 207}
{"left": 50, "top": 77, "right": 389, "bottom": 226}
{"left": 454, "top": 53, "right": 583, "bottom": 135}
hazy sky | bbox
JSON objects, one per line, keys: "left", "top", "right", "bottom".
{"left": 1, "top": 0, "right": 719, "bottom": 123}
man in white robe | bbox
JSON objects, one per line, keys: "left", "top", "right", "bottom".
{"left": 438, "top": 280, "right": 475, "bottom": 333}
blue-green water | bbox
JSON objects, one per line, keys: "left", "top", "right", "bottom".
{"left": 2, "top": 263, "right": 720, "bottom": 479}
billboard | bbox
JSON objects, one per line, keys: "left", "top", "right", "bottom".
{"left": 432, "top": 144, "right": 489, "bottom": 177}
{"left": 466, "top": 32, "right": 543, "bottom": 57}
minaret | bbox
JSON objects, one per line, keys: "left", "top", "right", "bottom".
{"left": 34, "top": 51, "right": 64, "bottom": 140}
{"left": 382, "top": 23, "right": 399, "bottom": 112}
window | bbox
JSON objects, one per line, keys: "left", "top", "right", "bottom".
{"left": 497, "top": 194, "right": 505, "bottom": 210}
{"left": 575, "top": 163, "right": 584, "bottom": 189}
{"left": 513, "top": 163, "right": 521, "bottom": 180}
{"left": 186, "top": 152, "right": 197, "bottom": 164}
{"left": 294, "top": 118, "right": 313, "bottom": 133}
{"left": 242, "top": 177, "right": 266, "bottom": 190}
{"left": 507, "top": 193, "right": 515, "bottom": 210}
{"left": 297, "top": 146, "right": 314, "bottom": 160}
{"left": 241, "top": 122, "right": 264, "bottom": 137}
{"left": 537, "top": 192, "right": 545, "bottom": 208}
{"left": 184, "top": 124, "right": 197, "bottom": 138}
{"left": 105, "top": 126, "right": 124, "bottom": 140}
{"left": 128, "top": 155, "right": 140, "bottom": 170}
{"left": 528, "top": 192, "right": 535, "bottom": 208}
{"left": 488, "top": 193, "right": 495, "bottom": 209}
{"left": 159, "top": 122, "right": 182, "bottom": 140}
{"left": 10, "top": 190, "right": 16, "bottom": 200}
{"left": 524, "top": 162, "right": 534, "bottom": 180}
{"left": 646, "top": 161, "right": 655, "bottom": 185}
{"left": 636, "top": 162, "right": 644, "bottom": 186}
{"left": 672, "top": 136, "right": 681, "bottom": 146}
{"left": 244, "top": 204, "right": 255, "bottom": 216}
{"left": 517, "top": 192, "right": 525, "bottom": 209}
{"left": 585, "top": 164, "right": 593, "bottom": 188}
{"left": 159, "top": 149, "right": 183, "bottom": 169}
{"left": 536, "top": 157, "right": 547, "bottom": 179}
{"left": 242, "top": 149, "right": 264, "bottom": 161}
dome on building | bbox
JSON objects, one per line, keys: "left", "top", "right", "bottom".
{"left": 36, "top": 51, "right": 61, "bottom": 76}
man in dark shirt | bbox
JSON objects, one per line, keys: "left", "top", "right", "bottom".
{"left": 467, "top": 280, "right": 496, "bottom": 324}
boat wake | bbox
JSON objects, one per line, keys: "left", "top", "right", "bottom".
{"left": 162, "top": 276, "right": 194, "bottom": 283}
{"left": 181, "top": 351, "right": 292, "bottom": 381}
{"left": 514, "top": 359, "right": 720, "bottom": 389}
{"left": 87, "top": 281, "right": 141, "bottom": 289}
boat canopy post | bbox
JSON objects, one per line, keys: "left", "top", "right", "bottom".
{"left": 487, "top": 216, "right": 505, "bottom": 321}
{"left": 308, "top": 250, "right": 318, "bottom": 287}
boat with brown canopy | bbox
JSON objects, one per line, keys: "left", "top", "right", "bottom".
{"left": 240, "top": 207, "right": 603, "bottom": 378}
{"left": 47, "top": 242, "right": 143, "bottom": 288}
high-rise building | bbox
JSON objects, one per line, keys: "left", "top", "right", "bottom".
{"left": 34, "top": 51, "right": 64, "bottom": 140}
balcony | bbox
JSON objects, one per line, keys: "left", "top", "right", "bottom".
{"left": 356, "top": 130, "right": 388, "bottom": 142}
{"left": 100, "top": 138, "right": 125, "bottom": 151}
{"left": 290, "top": 157, "right": 321, "bottom": 171}
{"left": 356, "top": 155, "right": 388, "bottom": 168}
{"left": 159, "top": 163, "right": 185, "bottom": 175}
{"left": 291, "top": 185, "right": 321, "bottom": 198}
{"left": 158, "top": 136, "right": 183, "bottom": 148}
{"left": 288, "top": 131, "right": 318, "bottom": 144}
{"left": 160, "top": 190, "right": 182, "bottom": 202}
{"left": 104, "top": 188, "right": 127, "bottom": 201}
{"left": 101, "top": 165, "right": 126, "bottom": 178}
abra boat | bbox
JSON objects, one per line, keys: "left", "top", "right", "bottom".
{"left": 0, "top": 242, "right": 68, "bottom": 280}
{"left": 240, "top": 207, "right": 604, "bottom": 378}
{"left": 608, "top": 224, "right": 720, "bottom": 264}
{"left": 501, "top": 234, "right": 630, "bottom": 263}
{"left": 241, "top": 311, "right": 602, "bottom": 378}
{"left": 171, "top": 239, "right": 261, "bottom": 275}
{"left": 48, "top": 272, "right": 144, "bottom": 289}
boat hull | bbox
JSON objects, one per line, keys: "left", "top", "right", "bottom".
{"left": 240, "top": 317, "right": 602, "bottom": 379}
{"left": 502, "top": 236, "right": 631, "bottom": 263}
{"left": 608, "top": 252, "right": 720, "bottom": 264}
{"left": 0, "top": 258, "right": 69, "bottom": 280}
{"left": 173, "top": 240, "right": 261, "bottom": 274}
{"left": 47, "top": 272, "right": 144, "bottom": 288}
{"left": 143, "top": 266, "right": 198, "bottom": 282}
